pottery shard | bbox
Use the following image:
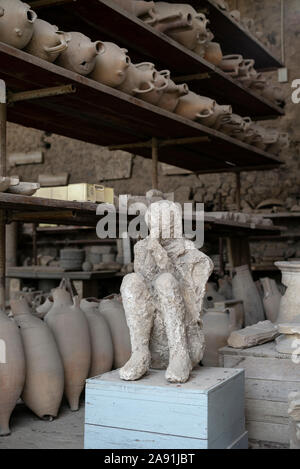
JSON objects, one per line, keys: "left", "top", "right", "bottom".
{"left": 227, "top": 320, "right": 278, "bottom": 349}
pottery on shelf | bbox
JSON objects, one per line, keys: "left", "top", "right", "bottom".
{"left": 45, "top": 285, "right": 91, "bottom": 411}
{"left": 275, "top": 262, "right": 300, "bottom": 324}
{"left": 59, "top": 248, "right": 85, "bottom": 272}
{"left": 80, "top": 298, "right": 114, "bottom": 378}
{"left": 139, "top": 68, "right": 170, "bottom": 105}
{"left": 99, "top": 297, "right": 131, "bottom": 369}
{"left": 204, "top": 41, "right": 223, "bottom": 66}
{"left": 35, "top": 296, "right": 53, "bottom": 319}
{"left": 232, "top": 265, "right": 265, "bottom": 327}
{"left": 56, "top": 32, "right": 104, "bottom": 76}
{"left": 0, "top": 310, "right": 25, "bottom": 436}
{"left": 6, "top": 182, "right": 40, "bottom": 196}
{"left": 90, "top": 42, "right": 131, "bottom": 88}
{"left": 11, "top": 298, "right": 64, "bottom": 420}
{"left": 112, "top": 0, "right": 155, "bottom": 17}
{"left": 117, "top": 62, "right": 157, "bottom": 96}
{"left": 0, "top": 0, "right": 37, "bottom": 49}
{"left": 174, "top": 91, "right": 216, "bottom": 121}
{"left": 199, "top": 103, "right": 232, "bottom": 129}
{"left": 219, "top": 54, "right": 243, "bottom": 77}
{"left": 157, "top": 79, "right": 189, "bottom": 112}
{"left": 260, "top": 278, "right": 282, "bottom": 323}
{"left": 24, "top": 19, "right": 69, "bottom": 63}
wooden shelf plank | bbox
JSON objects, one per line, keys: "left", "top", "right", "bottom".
{"left": 0, "top": 43, "right": 282, "bottom": 173}
{"left": 32, "top": 0, "right": 284, "bottom": 119}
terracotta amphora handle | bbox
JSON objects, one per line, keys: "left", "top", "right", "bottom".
{"left": 133, "top": 82, "right": 155, "bottom": 94}
{"left": 44, "top": 32, "right": 68, "bottom": 54}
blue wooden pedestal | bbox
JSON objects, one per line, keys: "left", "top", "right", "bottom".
{"left": 84, "top": 367, "right": 247, "bottom": 449}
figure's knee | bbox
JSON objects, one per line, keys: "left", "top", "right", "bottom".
{"left": 154, "top": 273, "right": 178, "bottom": 294}
{"left": 121, "top": 273, "right": 145, "bottom": 294}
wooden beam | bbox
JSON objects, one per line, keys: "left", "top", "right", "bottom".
{"left": 8, "top": 84, "right": 76, "bottom": 104}
{"left": 152, "top": 137, "right": 159, "bottom": 190}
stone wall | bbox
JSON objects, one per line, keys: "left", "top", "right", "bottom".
{"left": 5, "top": 0, "right": 300, "bottom": 210}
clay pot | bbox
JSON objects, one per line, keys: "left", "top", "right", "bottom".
{"left": 45, "top": 286, "right": 91, "bottom": 411}
{"left": 0, "top": 0, "right": 37, "bottom": 49}
{"left": 7, "top": 182, "right": 40, "bottom": 196}
{"left": 157, "top": 80, "right": 188, "bottom": 113}
{"left": 260, "top": 278, "right": 281, "bottom": 323}
{"left": 204, "top": 41, "right": 223, "bottom": 66}
{"left": 0, "top": 311, "right": 25, "bottom": 436}
{"left": 275, "top": 262, "right": 300, "bottom": 324}
{"left": 80, "top": 298, "right": 114, "bottom": 378}
{"left": 117, "top": 62, "right": 157, "bottom": 96}
{"left": 90, "top": 42, "right": 131, "bottom": 88}
{"left": 200, "top": 103, "right": 232, "bottom": 129}
{"left": 238, "top": 59, "right": 255, "bottom": 77}
{"left": 99, "top": 298, "right": 131, "bottom": 369}
{"left": 139, "top": 69, "right": 169, "bottom": 105}
{"left": 230, "top": 9, "right": 241, "bottom": 22}
{"left": 56, "top": 32, "right": 104, "bottom": 76}
{"left": 219, "top": 54, "right": 243, "bottom": 77}
{"left": 145, "top": 10, "right": 193, "bottom": 35}
{"left": 232, "top": 265, "right": 265, "bottom": 326}
{"left": 35, "top": 296, "right": 53, "bottom": 319}
{"left": 112, "top": 0, "right": 155, "bottom": 17}
{"left": 212, "top": 0, "right": 229, "bottom": 11}
{"left": 175, "top": 91, "right": 216, "bottom": 121}
{"left": 24, "top": 19, "right": 69, "bottom": 63}
{"left": 218, "top": 113, "right": 245, "bottom": 136}
{"left": 11, "top": 298, "right": 64, "bottom": 420}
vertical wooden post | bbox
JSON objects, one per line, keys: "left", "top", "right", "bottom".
{"left": 32, "top": 223, "right": 38, "bottom": 265}
{"left": 235, "top": 172, "right": 241, "bottom": 211}
{"left": 0, "top": 80, "right": 6, "bottom": 311}
{"left": 151, "top": 137, "right": 159, "bottom": 190}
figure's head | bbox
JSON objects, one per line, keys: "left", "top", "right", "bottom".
{"left": 145, "top": 200, "right": 183, "bottom": 239}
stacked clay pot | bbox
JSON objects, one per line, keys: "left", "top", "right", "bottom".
{"left": 0, "top": 0, "right": 37, "bottom": 49}
{"left": 24, "top": 19, "right": 69, "bottom": 63}
{"left": 111, "top": 0, "right": 155, "bottom": 17}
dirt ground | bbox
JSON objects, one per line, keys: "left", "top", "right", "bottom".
{"left": 0, "top": 401, "right": 84, "bottom": 449}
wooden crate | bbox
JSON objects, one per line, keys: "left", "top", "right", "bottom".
{"left": 84, "top": 367, "right": 247, "bottom": 449}
{"left": 219, "top": 342, "right": 300, "bottom": 448}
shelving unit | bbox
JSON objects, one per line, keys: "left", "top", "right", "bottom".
{"left": 0, "top": 0, "right": 286, "bottom": 308}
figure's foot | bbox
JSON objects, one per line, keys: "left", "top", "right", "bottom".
{"left": 119, "top": 348, "right": 151, "bottom": 381}
{"left": 165, "top": 353, "right": 192, "bottom": 384}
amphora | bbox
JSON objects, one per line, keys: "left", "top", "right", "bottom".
{"left": 0, "top": 0, "right": 37, "bottom": 49}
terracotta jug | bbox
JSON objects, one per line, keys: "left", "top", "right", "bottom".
{"left": 175, "top": 91, "right": 216, "bottom": 121}
{"left": 35, "top": 296, "right": 53, "bottom": 319}
{"left": 218, "top": 113, "right": 245, "bottom": 136}
{"left": 24, "top": 19, "right": 69, "bottom": 63}
{"left": 219, "top": 54, "right": 243, "bottom": 77}
{"left": 56, "top": 32, "right": 104, "bottom": 76}
{"left": 11, "top": 298, "right": 64, "bottom": 420}
{"left": 112, "top": 0, "right": 155, "bottom": 17}
{"left": 90, "top": 42, "right": 131, "bottom": 88}
{"left": 145, "top": 9, "right": 193, "bottom": 35}
{"left": 139, "top": 68, "right": 169, "bottom": 105}
{"left": 200, "top": 103, "right": 232, "bottom": 129}
{"left": 238, "top": 59, "right": 255, "bottom": 77}
{"left": 80, "top": 298, "right": 114, "bottom": 378}
{"left": 117, "top": 62, "right": 157, "bottom": 96}
{"left": 261, "top": 278, "right": 281, "bottom": 323}
{"left": 0, "top": 311, "right": 25, "bottom": 436}
{"left": 99, "top": 298, "right": 131, "bottom": 369}
{"left": 45, "top": 284, "right": 91, "bottom": 411}
{"left": 0, "top": 0, "right": 37, "bottom": 49}
{"left": 232, "top": 265, "right": 265, "bottom": 326}
{"left": 204, "top": 41, "right": 223, "bottom": 66}
{"left": 157, "top": 79, "right": 188, "bottom": 112}
{"left": 275, "top": 262, "right": 300, "bottom": 324}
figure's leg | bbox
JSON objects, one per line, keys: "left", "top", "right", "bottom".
{"left": 120, "top": 273, "right": 155, "bottom": 381}
{"left": 154, "top": 273, "right": 192, "bottom": 383}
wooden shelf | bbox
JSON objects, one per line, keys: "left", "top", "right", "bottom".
{"left": 0, "top": 43, "right": 282, "bottom": 173}
{"left": 32, "top": 0, "right": 284, "bottom": 120}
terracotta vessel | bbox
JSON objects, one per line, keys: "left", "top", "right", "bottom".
{"left": 175, "top": 91, "right": 216, "bottom": 121}
{"left": 238, "top": 59, "right": 255, "bottom": 77}
{"left": 24, "top": 19, "right": 68, "bottom": 63}
{"left": 230, "top": 9, "right": 241, "bottom": 22}
{"left": 218, "top": 113, "right": 245, "bottom": 136}
{"left": 99, "top": 298, "right": 131, "bottom": 369}
{"left": 139, "top": 68, "right": 169, "bottom": 105}
{"left": 35, "top": 296, "right": 53, "bottom": 319}
{"left": 7, "top": 181, "right": 40, "bottom": 196}
{"left": 232, "top": 265, "right": 265, "bottom": 326}
{"left": 219, "top": 54, "right": 243, "bottom": 77}
{"left": 145, "top": 10, "right": 193, "bottom": 34}
{"left": 200, "top": 103, "right": 232, "bottom": 129}
{"left": 80, "top": 298, "right": 114, "bottom": 378}
{"left": 212, "top": 0, "right": 229, "bottom": 11}
{"left": 45, "top": 286, "right": 91, "bottom": 411}
{"left": 0, "top": 311, "right": 25, "bottom": 436}
{"left": 260, "top": 278, "right": 281, "bottom": 323}
{"left": 0, "top": 0, "right": 37, "bottom": 49}
{"left": 112, "top": 0, "right": 155, "bottom": 17}
{"left": 117, "top": 62, "right": 157, "bottom": 96}
{"left": 11, "top": 298, "right": 64, "bottom": 420}
{"left": 56, "top": 32, "right": 104, "bottom": 76}
{"left": 204, "top": 41, "right": 223, "bottom": 66}
{"left": 275, "top": 262, "right": 300, "bottom": 324}
{"left": 90, "top": 42, "right": 131, "bottom": 88}
{"left": 157, "top": 79, "right": 188, "bottom": 112}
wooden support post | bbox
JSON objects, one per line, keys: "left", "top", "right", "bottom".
{"left": 0, "top": 80, "right": 6, "bottom": 311}
{"left": 152, "top": 137, "right": 159, "bottom": 190}
{"left": 32, "top": 224, "right": 38, "bottom": 266}
{"left": 235, "top": 172, "right": 241, "bottom": 211}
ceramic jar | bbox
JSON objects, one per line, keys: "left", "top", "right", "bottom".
{"left": 139, "top": 69, "right": 170, "bottom": 105}
{"left": 11, "top": 298, "right": 64, "bottom": 420}
{"left": 203, "top": 42, "right": 223, "bottom": 66}
{"left": 117, "top": 62, "right": 157, "bottom": 96}
{"left": 260, "top": 278, "right": 281, "bottom": 323}
{"left": 80, "top": 298, "right": 114, "bottom": 378}
{"left": 112, "top": 0, "right": 155, "bottom": 17}
{"left": 0, "top": 311, "right": 25, "bottom": 436}
{"left": 175, "top": 91, "right": 216, "bottom": 121}
{"left": 232, "top": 265, "right": 265, "bottom": 326}
{"left": 218, "top": 113, "right": 245, "bottom": 136}
{"left": 0, "top": 0, "right": 37, "bottom": 49}
{"left": 275, "top": 262, "right": 300, "bottom": 324}
{"left": 24, "top": 19, "right": 69, "bottom": 63}
{"left": 219, "top": 54, "right": 243, "bottom": 77}
{"left": 35, "top": 296, "right": 53, "bottom": 319}
{"left": 157, "top": 80, "right": 188, "bottom": 113}
{"left": 45, "top": 286, "right": 91, "bottom": 411}
{"left": 99, "top": 298, "right": 131, "bottom": 369}
{"left": 200, "top": 104, "right": 232, "bottom": 129}
{"left": 90, "top": 42, "right": 131, "bottom": 88}
{"left": 56, "top": 32, "right": 104, "bottom": 76}
{"left": 145, "top": 10, "right": 193, "bottom": 34}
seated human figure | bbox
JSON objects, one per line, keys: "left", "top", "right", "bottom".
{"left": 120, "top": 200, "right": 213, "bottom": 383}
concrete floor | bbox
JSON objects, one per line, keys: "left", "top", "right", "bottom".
{"left": 0, "top": 401, "right": 85, "bottom": 449}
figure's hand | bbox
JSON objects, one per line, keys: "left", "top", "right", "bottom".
{"left": 147, "top": 238, "right": 171, "bottom": 271}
